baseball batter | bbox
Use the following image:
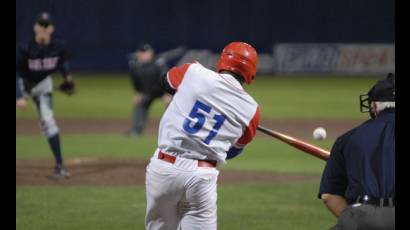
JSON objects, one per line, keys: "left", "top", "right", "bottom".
{"left": 16, "top": 12, "right": 75, "bottom": 179}
{"left": 145, "top": 42, "right": 260, "bottom": 230}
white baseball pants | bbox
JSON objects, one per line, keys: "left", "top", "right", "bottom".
{"left": 145, "top": 149, "right": 219, "bottom": 230}
{"left": 24, "top": 76, "right": 59, "bottom": 137}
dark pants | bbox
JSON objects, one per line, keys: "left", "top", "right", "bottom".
{"left": 131, "top": 93, "right": 161, "bottom": 134}
{"left": 330, "top": 204, "right": 395, "bottom": 230}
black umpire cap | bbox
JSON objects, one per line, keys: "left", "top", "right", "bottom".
{"left": 360, "top": 73, "right": 395, "bottom": 113}
{"left": 368, "top": 73, "right": 395, "bottom": 102}
{"left": 35, "top": 11, "right": 53, "bottom": 27}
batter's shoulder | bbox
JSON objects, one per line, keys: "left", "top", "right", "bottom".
{"left": 180, "top": 61, "right": 207, "bottom": 76}
{"left": 244, "top": 95, "right": 258, "bottom": 112}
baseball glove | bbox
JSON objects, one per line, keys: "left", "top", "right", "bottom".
{"left": 59, "top": 80, "right": 75, "bottom": 95}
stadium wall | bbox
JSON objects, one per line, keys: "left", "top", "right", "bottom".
{"left": 16, "top": 0, "right": 394, "bottom": 73}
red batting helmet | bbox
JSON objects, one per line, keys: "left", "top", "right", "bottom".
{"left": 216, "top": 42, "right": 258, "bottom": 84}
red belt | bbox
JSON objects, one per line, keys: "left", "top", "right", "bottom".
{"left": 158, "top": 151, "right": 217, "bottom": 168}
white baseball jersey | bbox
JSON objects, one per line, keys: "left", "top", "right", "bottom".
{"left": 158, "top": 61, "right": 260, "bottom": 164}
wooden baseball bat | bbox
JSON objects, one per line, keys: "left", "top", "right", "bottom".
{"left": 257, "top": 125, "right": 330, "bottom": 161}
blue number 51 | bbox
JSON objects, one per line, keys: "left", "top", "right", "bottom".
{"left": 183, "top": 100, "right": 226, "bottom": 144}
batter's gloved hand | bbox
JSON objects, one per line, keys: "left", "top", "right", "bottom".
{"left": 59, "top": 80, "right": 75, "bottom": 95}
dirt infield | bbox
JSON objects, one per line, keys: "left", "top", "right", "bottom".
{"left": 17, "top": 118, "right": 350, "bottom": 186}
{"left": 16, "top": 118, "right": 361, "bottom": 139}
{"left": 16, "top": 158, "right": 320, "bottom": 186}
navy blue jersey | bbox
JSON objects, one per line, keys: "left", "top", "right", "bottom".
{"left": 16, "top": 37, "right": 70, "bottom": 91}
{"left": 318, "top": 109, "right": 395, "bottom": 204}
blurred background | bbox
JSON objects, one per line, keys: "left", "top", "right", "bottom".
{"left": 16, "top": 0, "right": 394, "bottom": 73}
{"left": 16, "top": 0, "right": 394, "bottom": 229}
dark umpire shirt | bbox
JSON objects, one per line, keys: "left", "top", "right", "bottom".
{"left": 16, "top": 37, "right": 70, "bottom": 92}
{"left": 128, "top": 57, "right": 168, "bottom": 97}
{"left": 318, "top": 109, "right": 395, "bottom": 204}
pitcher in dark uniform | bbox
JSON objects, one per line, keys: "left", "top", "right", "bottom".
{"left": 16, "top": 12, "right": 75, "bottom": 179}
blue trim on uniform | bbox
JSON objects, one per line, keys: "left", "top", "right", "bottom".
{"left": 226, "top": 146, "right": 244, "bottom": 160}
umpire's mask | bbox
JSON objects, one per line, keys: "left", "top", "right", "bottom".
{"left": 360, "top": 73, "right": 395, "bottom": 118}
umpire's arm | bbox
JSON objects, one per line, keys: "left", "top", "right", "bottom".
{"left": 318, "top": 138, "right": 348, "bottom": 217}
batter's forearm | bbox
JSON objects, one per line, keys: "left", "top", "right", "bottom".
{"left": 321, "top": 193, "right": 348, "bottom": 217}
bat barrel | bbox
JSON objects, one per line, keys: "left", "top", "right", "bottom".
{"left": 257, "top": 125, "right": 330, "bottom": 161}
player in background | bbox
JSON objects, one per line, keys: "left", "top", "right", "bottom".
{"left": 126, "top": 43, "right": 172, "bottom": 136}
{"left": 145, "top": 42, "right": 260, "bottom": 230}
{"left": 16, "top": 12, "right": 75, "bottom": 179}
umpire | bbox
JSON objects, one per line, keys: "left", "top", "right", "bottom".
{"left": 318, "top": 73, "right": 395, "bottom": 229}
{"left": 126, "top": 43, "right": 171, "bottom": 136}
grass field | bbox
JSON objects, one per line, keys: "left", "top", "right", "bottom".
{"left": 16, "top": 74, "right": 378, "bottom": 119}
{"left": 16, "top": 135, "right": 335, "bottom": 229}
{"left": 16, "top": 74, "right": 380, "bottom": 229}
{"left": 17, "top": 183, "right": 332, "bottom": 230}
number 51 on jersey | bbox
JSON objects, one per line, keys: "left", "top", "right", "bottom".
{"left": 183, "top": 100, "right": 226, "bottom": 145}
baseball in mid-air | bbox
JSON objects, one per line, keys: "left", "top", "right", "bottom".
{"left": 313, "top": 127, "right": 327, "bottom": 140}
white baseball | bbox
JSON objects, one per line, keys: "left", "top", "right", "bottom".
{"left": 313, "top": 127, "right": 327, "bottom": 140}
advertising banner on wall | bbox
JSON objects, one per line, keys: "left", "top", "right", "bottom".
{"left": 274, "top": 43, "right": 395, "bottom": 74}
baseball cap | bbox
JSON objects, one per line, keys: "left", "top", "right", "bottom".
{"left": 368, "top": 73, "right": 395, "bottom": 102}
{"left": 35, "top": 11, "right": 53, "bottom": 27}
{"left": 137, "top": 43, "right": 153, "bottom": 52}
